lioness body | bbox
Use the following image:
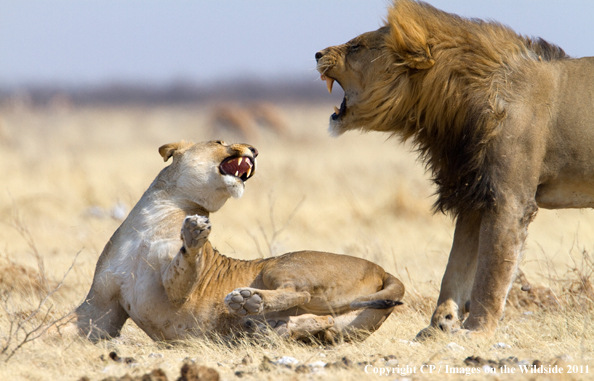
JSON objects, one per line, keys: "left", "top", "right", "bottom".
{"left": 315, "top": 0, "right": 594, "bottom": 336}
{"left": 75, "top": 141, "right": 403, "bottom": 341}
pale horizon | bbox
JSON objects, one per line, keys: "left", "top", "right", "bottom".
{"left": 2, "top": 0, "right": 594, "bottom": 88}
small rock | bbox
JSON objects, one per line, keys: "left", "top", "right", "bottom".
{"left": 482, "top": 364, "right": 495, "bottom": 373}
{"left": 275, "top": 356, "right": 299, "bottom": 367}
{"left": 241, "top": 354, "right": 253, "bottom": 365}
{"left": 142, "top": 369, "right": 168, "bottom": 381}
{"left": 149, "top": 353, "right": 164, "bottom": 359}
{"left": 177, "top": 362, "right": 219, "bottom": 381}
{"left": 259, "top": 356, "right": 276, "bottom": 372}
{"left": 295, "top": 364, "right": 310, "bottom": 373}
{"left": 325, "top": 356, "right": 352, "bottom": 370}
{"left": 493, "top": 342, "right": 511, "bottom": 349}
{"left": 446, "top": 342, "right": 465, "bottom": 352}
{"left": 107, "top": 351, "right": 137, "bottom": 365}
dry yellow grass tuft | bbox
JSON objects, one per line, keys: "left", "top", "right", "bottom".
{"left": 0, "top": 103, "right": 592, "bottom": 380}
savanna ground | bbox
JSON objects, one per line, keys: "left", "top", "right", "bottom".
{"left": 0, "top": 102, "right": 592, "bottom": 380}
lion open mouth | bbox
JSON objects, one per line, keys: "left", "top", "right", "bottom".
{"left": 321, "top": 74, "right": 347, "bottom": 120}
{"left": 220, "top": 156, "right": 255, "bottom": 182}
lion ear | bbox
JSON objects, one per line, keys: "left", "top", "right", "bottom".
{"left": 158, "top": 141, "right": 192, "bottom": 162}
{"left": 385, "top": 0, "right": 435, "bottom": 70}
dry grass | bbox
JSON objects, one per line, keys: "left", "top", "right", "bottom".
{"left": 0, "top": 103, "right": 592, "bottom": 380}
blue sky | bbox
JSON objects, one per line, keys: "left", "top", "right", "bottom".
{"left": 1, "top": 1, "right": 593, "bottom": 87}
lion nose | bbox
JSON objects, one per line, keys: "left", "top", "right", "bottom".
{"left": 315, "top": 51, "right": 323, "bottom": 62}
{"left": 249, "top": 146, "right": 258, "bottom": 158}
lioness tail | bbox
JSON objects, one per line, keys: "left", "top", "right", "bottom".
{"left": 349, "top": 273, "right": 405, "bottom": 310}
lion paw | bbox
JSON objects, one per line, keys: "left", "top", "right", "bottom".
{"left": 225, "top": 288, "right": 263, "bottom": 316}
{"left": 181, "top": 215, "right": 211, "bottom": 250}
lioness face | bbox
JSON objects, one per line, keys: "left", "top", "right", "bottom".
{"left": 315, "top": 27, "right": 390, "bottom": 136}
{"left": 159, "top": 140, "right": 257, "bottom": 211}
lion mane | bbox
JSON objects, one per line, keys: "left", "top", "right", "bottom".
{"left": 355, "top": 0, "right": 567, "bottom": 216}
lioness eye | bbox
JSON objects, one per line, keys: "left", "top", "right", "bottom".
{"left": 350, "top": 44, "right": 361, "bottom": 51}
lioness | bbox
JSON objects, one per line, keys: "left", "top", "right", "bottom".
{"left": 316, "top": 0, "right": 594, "bottom": 337}
{"left": 75, "top": 140, "right": 404, "bottom": 342}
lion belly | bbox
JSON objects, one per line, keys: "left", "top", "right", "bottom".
{"left": 536, "top": 181, "right": 594, "bottom": 209}
{"left": 105, "top": 237, "right": 204, "bottom": 340}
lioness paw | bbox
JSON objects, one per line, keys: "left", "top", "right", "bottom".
{"left": 225, "top": 288, "right": 263, "bottom": 316}
{"left": 181, "top": 215, "right": 211, "bottom": 249}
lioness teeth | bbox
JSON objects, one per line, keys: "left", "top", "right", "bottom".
{"left": 334, "top": 106, "right": 340, "bottom": 115}
{"left": 220, "top": 156, "right": 255, "bottom": 180}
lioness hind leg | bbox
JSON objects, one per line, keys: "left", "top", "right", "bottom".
{"left": 322, "top": 307, "right": 395, "bottom": 342}
{"left": 75, "top": 294, "right": 128, "bottom": 341}
{"left": 244, "top": 315, "right": 334, "bottom": 340}
{"left": 286, "top": 314, "right": 334, "bottom": 340}
{"left": 225, "top": 287, "right": 311, "bottom": 316}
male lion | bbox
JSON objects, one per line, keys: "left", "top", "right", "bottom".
{"left": 75, "top": 140, "right": 404, "bottom": 342}
{"left": 316, "top": 0, "right": 594, "bottom": 337}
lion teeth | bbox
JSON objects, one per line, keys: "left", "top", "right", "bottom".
{"left": 246, "top": 167, "right": 252, "bottom": 177}
{"left": 235, "top": 171, "right": 239, "bottom": 176}
{"left": 334, "top": 106, "right": 340, "bottom": 115}
{"left": 326, "top": 77, "right": 334, "bottom": 94}
{"left": 238, "top": 157, "right": 243, "bottom": 165}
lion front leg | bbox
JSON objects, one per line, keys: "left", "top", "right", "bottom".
{"left": 417, "top": 212, "right": 480, "bottom": 339}
{"left": 463, "top": 200, "right": 537, "bottom": 333}
{"left": 162, "top": 215, "right": 211, "bottom": 306}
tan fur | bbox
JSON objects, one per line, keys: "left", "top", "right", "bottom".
{"left": 74, "top": 140, "right": 404, "bottom": 342}
{"left": 316, "top": 0, "right": 594, "bottom": 336}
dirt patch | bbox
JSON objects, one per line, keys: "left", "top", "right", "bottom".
{"left": 79, "top": 358, "right": 219, "bottom": 381}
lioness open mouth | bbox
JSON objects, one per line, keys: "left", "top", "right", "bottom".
{"left": 220, "top": 156, "right": 255, "bottom": 182}
{"left": 321, "top": 74, "right": 347, "bottom": 120}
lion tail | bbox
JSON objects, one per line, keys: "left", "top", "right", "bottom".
{"left": 349, "top": 273, "right": 405, "bottom": 310}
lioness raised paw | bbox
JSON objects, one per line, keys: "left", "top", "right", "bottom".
{"left": 181, "top": 215, "right": 211, "bottom": 250}
{"left": 225, "top": 288, "right": 263, "bottom": 316}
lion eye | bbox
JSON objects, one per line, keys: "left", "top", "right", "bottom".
{"left": 350, "top": 44, "right": 361, "bottom": 52}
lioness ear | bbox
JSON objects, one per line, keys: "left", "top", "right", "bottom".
{"left": 385, "top": 0, "right": 435, "bottom": 70}
{"left": 158, "top": 141, "right": 192, "bottom": 162}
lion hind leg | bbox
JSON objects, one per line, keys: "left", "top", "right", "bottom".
{"left": 225, "top": 287, "right": 311, "bottom": 316}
